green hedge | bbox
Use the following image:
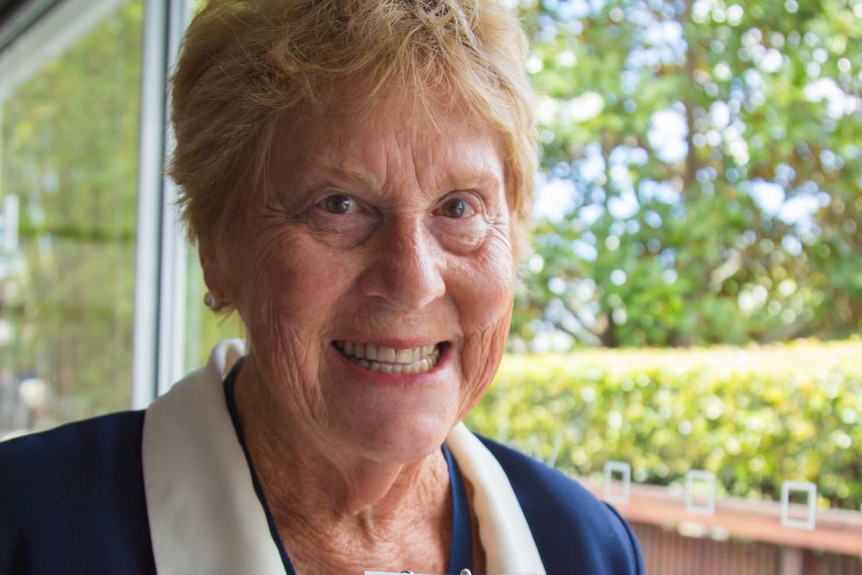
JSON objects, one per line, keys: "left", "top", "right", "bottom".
{"left": 466, "top": 339, "right": 862, "bottom": 511}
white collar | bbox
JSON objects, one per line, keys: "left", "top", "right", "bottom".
{"left": 142, "top": 340, "right": 546, "bottom": 575}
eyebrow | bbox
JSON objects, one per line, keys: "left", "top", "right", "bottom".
{"left": 302, "top": 158, "right": 503, "bottom": 194}
{"left": 441, "top": 171, "right": 504, "bottom": 190}
{"left": 303, "top": 163, "right": 382, "bottom": 191}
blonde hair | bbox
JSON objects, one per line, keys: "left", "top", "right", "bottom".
{"left": 170, "top": 0, "right": 537, "bottom": 259}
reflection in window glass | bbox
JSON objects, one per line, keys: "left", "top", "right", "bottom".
{"left": 0, "top": 0, "right": 144, "bottom": 436}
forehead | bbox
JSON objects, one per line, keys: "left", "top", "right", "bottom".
{"left": 267, "top": 93, "right": 505, "bottom": 188}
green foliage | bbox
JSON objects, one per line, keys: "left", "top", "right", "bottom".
{"left": 468, "top": 339, "right": 862, "bottom": 511}
{"left": 512, "top": 0, "right": 862, "bottom": 349}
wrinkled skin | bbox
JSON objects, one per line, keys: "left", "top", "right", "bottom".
{"left": 204, "top": 93, "right": 516, "bottom": 468}
{"left": 201, "top": 92, "right": 513, "bottom": 572}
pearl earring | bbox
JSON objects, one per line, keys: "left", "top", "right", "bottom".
{"left": 204, "top": 292, "right": 220, "bottom": 310}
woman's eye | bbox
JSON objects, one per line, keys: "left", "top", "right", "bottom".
{"left": 320, "top": 194, "right": 358, "bottom": 214}
{"left": 438, "top": 196, "right": 476, "bottom": 219}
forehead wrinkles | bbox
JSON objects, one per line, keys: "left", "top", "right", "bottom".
{"left": 269, "top": 97, "right": 503, "bottom": 197}
{"left": 338, "top": 125, "right": 503, "bottom": 200}
{"left": 267, "top": 107, "right": 405, "bottom": 191}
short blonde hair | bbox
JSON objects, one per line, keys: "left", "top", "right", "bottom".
{"left": 170, "top": 0, "right": 537, "bottom": 259}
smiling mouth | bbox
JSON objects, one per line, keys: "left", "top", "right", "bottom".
{"left": 333, "top": 341, "right": 444, "bottom": 374}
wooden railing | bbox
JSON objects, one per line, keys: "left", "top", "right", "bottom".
{"left": 577, "top": 479, "right": 862, "bottom": 575}
{"left": 629, "top": 522, "right": 862, "bottom": 575}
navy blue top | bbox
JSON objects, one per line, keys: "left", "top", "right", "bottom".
{"left": 0, "top": 409, "right": 643, "bottom": 574}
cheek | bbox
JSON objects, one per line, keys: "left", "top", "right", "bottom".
{"left": 233, "top": 232, "right": 352, "bottom": 418}
{"left": 458, "top": 306, "right": 512, "bottom": 418}
{"left": 233, "top": 230, "right": 350, "bottom": 360}
{"left": 454, "top": 235, "right": 516, "bottom": 417}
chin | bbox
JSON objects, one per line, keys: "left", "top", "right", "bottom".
{"left": 344, "top": 412, "right": 455, "bottom": 465}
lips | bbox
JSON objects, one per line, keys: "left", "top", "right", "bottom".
{"left": 333, "top": 341, "right": 443, "bottom": 374}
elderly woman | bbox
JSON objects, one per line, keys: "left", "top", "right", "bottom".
{"left": 0, "top": 1, "right": 643, "bottom": 573}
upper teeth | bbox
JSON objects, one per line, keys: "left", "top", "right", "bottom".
{"left": 334, "top": 341, "right": 441, "bottom": 374}
{"left": 335, "top": 342, "right": 437, "bottom": 363}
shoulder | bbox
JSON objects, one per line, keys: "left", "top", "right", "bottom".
{"left": 0, "top": 412, "right": 156, "bottom": 574}
{"left": 0, "top": 411, "right": 147, "bottom": 494}
{"left": 478, "top": 435, "right": 644, "bottom": 575}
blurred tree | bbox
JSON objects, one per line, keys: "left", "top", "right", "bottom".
{"left": 510, "top": 0, "right": 862, "bottom": 349}
{"left": 1, "top": 0, "right": 144, "bottom": 423}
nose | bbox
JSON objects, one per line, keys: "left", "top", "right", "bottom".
{"left": 359, "top": 216, "right": 446, "bottom": 310}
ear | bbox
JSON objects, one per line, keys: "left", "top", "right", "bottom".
{"left": 199, "top": 236, "right": 234, "bottom": 305}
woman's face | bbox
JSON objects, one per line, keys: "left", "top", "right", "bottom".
{"left": 208, "top": 94, "right": 515, "bottom": 463}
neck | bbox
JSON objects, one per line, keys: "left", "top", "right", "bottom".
{"left": 233, "top": 360, "right": 453, "bottom": 573}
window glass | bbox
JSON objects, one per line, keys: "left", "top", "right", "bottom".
{"left": 0, "top": 0, "right": 144, "bottom": 436}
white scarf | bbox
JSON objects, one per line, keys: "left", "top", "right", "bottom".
{"left": 142, "top": 340, "right": 546, "bottom": 575}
